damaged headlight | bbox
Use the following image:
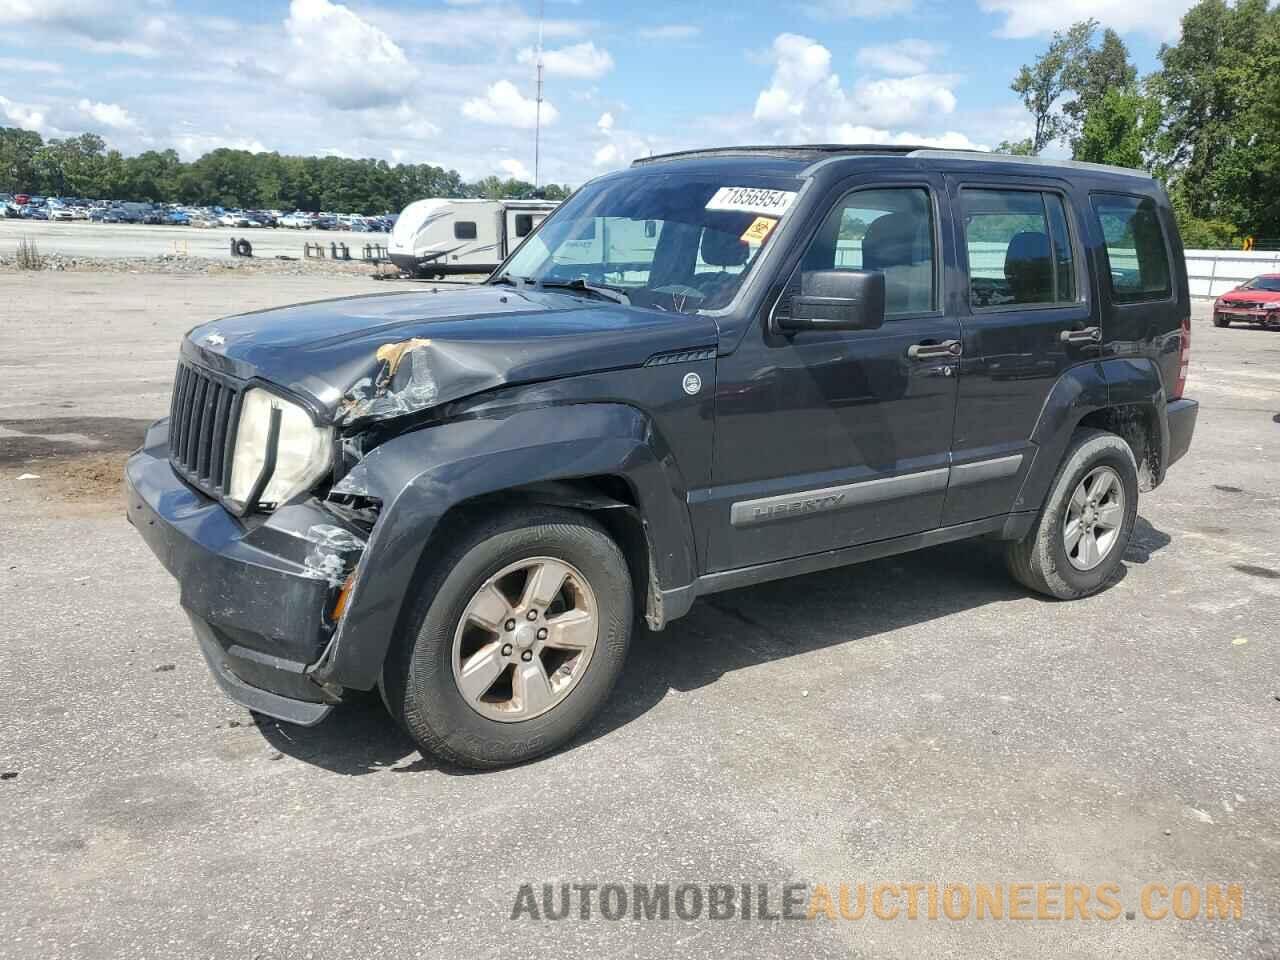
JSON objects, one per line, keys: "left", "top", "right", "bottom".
{"left": 228, "top": 388, "right": 333, "bottom": 508}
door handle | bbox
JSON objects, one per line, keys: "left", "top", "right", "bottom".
{"left": 907, "top": 339, "right": 962, "bottom": 360}
{"left": 1060, "top": 326, "right": 1102, "bottom": 345}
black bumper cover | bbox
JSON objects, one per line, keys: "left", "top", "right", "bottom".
{"left": 125, "top": 420, "right": 361, "bottom": 726}
{"left": 1166, "top": 397, "right": 1198, "bottom": 469}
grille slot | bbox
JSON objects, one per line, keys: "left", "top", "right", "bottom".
{"left": 168, "top": 361, "right": 241, "bottom": 497}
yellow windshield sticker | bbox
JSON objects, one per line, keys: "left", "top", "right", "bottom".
{"left": 741, "top": 216, "right": 779, "bottom": 245}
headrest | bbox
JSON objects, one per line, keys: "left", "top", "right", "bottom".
{"left": 701, "top": 228, "right": 749, "bottom": 267}
{"left": 1004, "top": 231, "right": 1051, "bottom": 273}
{"left": 863, "top": 212, "right": 926, "bottom": 271}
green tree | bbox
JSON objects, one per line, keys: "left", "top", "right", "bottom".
{"left": 1153, "top": 0, "right": 1280, "bottom": 235}
{"left": 1010, "top": 19, "right": 1096, "bottom": 153}
{"left": 1062, "top": 28, "right": 1138, "bottom": 153}
{"left": 1074, "top": 87, "right": 1162, "bottom": 169}
{"left": 0, "top": 126, "right": 43, "bottom": 193}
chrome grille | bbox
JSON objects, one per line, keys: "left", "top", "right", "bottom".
{"left": 168, "top": 361, "right": 242, "bottom": 497}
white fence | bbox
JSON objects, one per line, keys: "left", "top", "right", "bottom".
{"left": 837, "top": 241, "right": 1277, "bottom": 299}
{"left": 1185, "top": 249, "right": 1280, "bottom": 298}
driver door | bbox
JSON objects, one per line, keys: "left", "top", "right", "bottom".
{"left": 701, "top": 177, "right": 961, "bottom": 572}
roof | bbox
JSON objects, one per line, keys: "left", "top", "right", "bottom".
{"left": 632, "top": 144, "right": 1150, "bottom": 180}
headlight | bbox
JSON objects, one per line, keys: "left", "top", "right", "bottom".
{"left": 228, "top": 388, "right": 333, "bottom": 507}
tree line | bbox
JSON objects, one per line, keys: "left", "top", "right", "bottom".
{"left": 0, "top": 131, "right": 571, "bottom": 214}
{"left": 1001, "top": 0, "right": 1279, "bottom": 246}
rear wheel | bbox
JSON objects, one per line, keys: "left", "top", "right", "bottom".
{"left": 1005, "top": 428, "right": 1139, "bottom": 599}
{"left": 383, "top": 507, "right": 633, "bottom": 768}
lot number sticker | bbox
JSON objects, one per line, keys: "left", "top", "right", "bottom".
{"left": 706, "top": 187, "right": 796, "bottom": 217}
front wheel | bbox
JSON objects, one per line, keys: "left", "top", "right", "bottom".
{"left": 1213, "top": 315, "right": 1230, "bottom": 327}
{"left": 1005, "top": 429, "right": 1139, "bottom": 599}
{"left": 383, "top": 507, "right": 633, "bottom": 768}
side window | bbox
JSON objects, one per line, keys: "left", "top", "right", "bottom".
{"left": 1092, "top": 194, "right": 1172, "bottom": 302}
{"left": 514, "top": 214, "right": 534, "bottom": 238}
{"left": 799, "top": 187, "right": 935, "bottom": 316}
{"left": 962, "top": 189, "right": 1077, "bottom": 308}
{"left": 454, "top": 220, "right": 477, "bottom": 241}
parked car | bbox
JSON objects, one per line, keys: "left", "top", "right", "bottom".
{"left": 125, "top": 145, "right": 1199, "bottom": 768}
{"left": 48, "top": 206, "right": 75, "bottom": 221}
{"left": 166, "top": 210, "right": 191, "bottom": 226}
{"left": 14, "top": 194, "right": 30, "bottom": 205}
{"left": 218, "top": 212, "right": 251, "bottom": 228}
{"left": 1212, "top": 274, "right": 1280, "bottom": 328}
{"left": 21, "top": 205, "right": 48, "bottom": 220}
{"left": 279, "top": 212, "right": 314, "bottom": 229}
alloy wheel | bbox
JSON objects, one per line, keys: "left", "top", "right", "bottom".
{"left": 451, "top": 557, "right": 599, "bottom": 722}
{"left": 1062, "top": 465, "right": 1125, "bottom": 572}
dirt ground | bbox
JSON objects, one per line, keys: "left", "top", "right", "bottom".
{"left": 1, "top": 271, "right": 1278, "bottom": 960}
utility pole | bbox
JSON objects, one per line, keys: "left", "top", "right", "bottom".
{"left": 534, "top": 0, "right": 544, "bottom": 190}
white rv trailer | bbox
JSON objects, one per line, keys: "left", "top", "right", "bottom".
{"left": 387, "top": 198, "right": 557, "bottom": 277}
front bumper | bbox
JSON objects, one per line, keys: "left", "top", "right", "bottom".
{"left": 1216, "top": 306, "right": 1280, "bottom": 325}
{"left": 125, "top": 419, "right": 364, "bottom": 726}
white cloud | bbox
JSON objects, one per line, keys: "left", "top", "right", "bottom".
{"left": 77, "top": 98, "right": 137, "bottom": 129}
{"left": 173, "top": 134, "right": 268, "bottom": 161}
{"left": 804, "top": 0, "right": 913, "bottom": 18}
{"left": 855, "top": 39, "right": 941, "bottom": 76}
{"left": 597, "top": 111, "right": 614, "bottom": 132}
{"left": 0, "top": 0, "right": 176, "bottom": 56}
{"left": 593, "top": 143, "right": 620, "bottom": 167}
{"left": 462, "top": 80, "right": 558, "bottom": 129}
{"left": 751, "top": 33, "right": 970, "bottom": 148}
{"left": 978, "top": 0, "right": 1198, "bottom": 39}
{"left": 0, "top": 94, "right": 47, "bottom": 133}
{"left": 498, "top": 157, "right": 531, "bottom": 180}
{"left": 637, "top": 24, "right": 700, "bottom": 41}
{"left": 517, "top": 41, "right": 613, "bottom": 79}
{"left": 829, "top": 125, "right": 988, "bottom": 150}
{"left": 284, "top": 0, "right": 415, "bottom": 109}
{"left": 854, "top": 74, "right": 959, "bottom": 127}
{"left": 0, "top": 56, "right": 63, "bottom": 74}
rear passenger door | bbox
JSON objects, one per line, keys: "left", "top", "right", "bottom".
{"left": 942, "top": 176, "right": 1099, "bottom": 525}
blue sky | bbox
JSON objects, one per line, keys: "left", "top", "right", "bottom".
{"left": 0, "top": 0, "right": 1195, "bottom": 185}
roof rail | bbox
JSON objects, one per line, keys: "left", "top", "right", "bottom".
{"left": 632, "top": 144, "right": 928, "bottom": 166}
{"left": 905, "top": 149, "right": 1151, "bottom": 179}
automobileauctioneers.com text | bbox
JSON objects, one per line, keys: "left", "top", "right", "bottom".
{"left": 512, "top": 882, "right": 1244, "bottom": 923}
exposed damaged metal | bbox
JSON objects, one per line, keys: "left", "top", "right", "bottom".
{"left": 300, "top": 523, "right": 366, "bottom": 587}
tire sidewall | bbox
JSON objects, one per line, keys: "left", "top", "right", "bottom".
{"left": 395, "top": 513, "right": 632, "bottom": 766}
{"left": 1034, "top": 434, "right": 1139, "bottom": 597}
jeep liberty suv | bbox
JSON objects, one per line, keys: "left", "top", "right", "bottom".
{"left": 125, "top": 145, "right": 1199, "bottom": 768}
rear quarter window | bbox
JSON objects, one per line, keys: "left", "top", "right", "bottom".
{"left": 1091, "top": 194, "right": 1172, "bottom": 303}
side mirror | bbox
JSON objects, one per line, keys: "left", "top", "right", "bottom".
{"left": 777, "top": 269, "right": 885, "bottom": 333}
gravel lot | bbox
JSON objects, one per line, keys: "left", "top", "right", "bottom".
{"left": 1, "top": 271, "right": 1277, "bottom": 959}
{"left": 1, "top": 218, "right": 385, "bottom": 262}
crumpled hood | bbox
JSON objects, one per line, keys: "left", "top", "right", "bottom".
{"left": 182, "top": 285, "right": 719, "bottom": 426}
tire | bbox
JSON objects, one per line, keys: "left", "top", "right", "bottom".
{"left": 383, "top": 507, "right": 633, "bottom": 768}
{"left": 1213, "top": 315, "right": 1229, "bottom": 327}
{"left": 1005, "top": 428, "right": 1139, "bottom": 600}
{"left": 234, "top": 238, "right": 252, "bottom": 257}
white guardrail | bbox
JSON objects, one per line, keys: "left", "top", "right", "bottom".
{"left": 1184, "top": 248, "right": 1280, "bottom": 298}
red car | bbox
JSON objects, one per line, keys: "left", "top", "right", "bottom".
{"left": 14, "top": 194, "right": 29, "bottom": 205}
{"left": 1214, "top": 274, "right": 1280, "bottom": 328}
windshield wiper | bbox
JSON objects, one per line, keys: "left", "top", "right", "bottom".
{"left": 490, "top": 273, "right": 529, "bottom": 287}
{"left": 537, "top": 277, "right": 631, "bottom": 305}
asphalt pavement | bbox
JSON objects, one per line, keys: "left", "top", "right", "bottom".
{"left": 1, "top": 272, "right": 1277, "bottom": 959}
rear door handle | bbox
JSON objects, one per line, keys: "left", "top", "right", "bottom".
{"left": 907, "top": 339, "right": 962, "bottom": 360}
{"left": 1060, "top": 326, "right": 1102, "bottom": 344}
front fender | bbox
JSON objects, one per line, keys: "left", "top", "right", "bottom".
{"left": 312, "top": 403, "right": 697, "bottom": 690}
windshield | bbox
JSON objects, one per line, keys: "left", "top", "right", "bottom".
{"left": 1242, "top": 276, "right": 1280, "bottom": 292}
{"left": 496, "top": 172, "right": 800, "bottom": 314}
